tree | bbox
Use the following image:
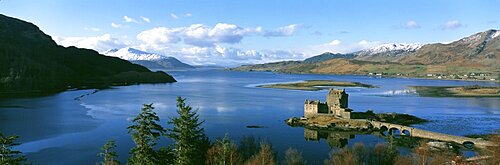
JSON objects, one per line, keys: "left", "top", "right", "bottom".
{"left": 245, "top": 142, "right": 276, "bottom": 165}
{"left": 238, "top": 136, "right": 259, "bottom": 161}
{"left": 98, "top": 140, "right": 120, "bottom": 165}
{"left": 205, "top": 134, "right": 242, "bottom": 165}
{"left": 167, "top": 97, "right": 210, "bottom": 165}
{"left": 127, "top": 104, "right": 166, "bottom": 165}
{"left": 0, "top": 132, "right": 26, "bottom": 165}
{"left": 324, "top": 147, "right": 358, "bottom": 165}
{"left": 282, "top": 148, "right": 305, "bottom": 165}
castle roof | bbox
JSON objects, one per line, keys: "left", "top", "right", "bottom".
{"left": 328, "top": 88, "right": 346, "bottom": 94}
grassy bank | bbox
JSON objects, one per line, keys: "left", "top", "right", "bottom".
{"left": 258, "top": 80, "right": 375, "bottom": 91}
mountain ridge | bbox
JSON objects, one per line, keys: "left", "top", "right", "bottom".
{"left": 231, "top": 29, "right": 499, "bottom": 80}
{"left": 0, "top": 14, "right": 176, "bottom": 96}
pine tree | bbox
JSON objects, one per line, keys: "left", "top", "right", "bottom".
{"left": 0, "top": 132, "right": 26, "bottom": 165}
{"left": 127, "top": 103, "right": 166, "bottom": 165}
{"left": 167, "top": 97, "right": 209, "bottom": 165}
{"left": 98, "top": 140, "right": 120, "bottom": 165}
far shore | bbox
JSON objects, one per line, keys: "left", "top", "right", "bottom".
{"left": 411, "top": 85, "right": 500, "bottom": 97}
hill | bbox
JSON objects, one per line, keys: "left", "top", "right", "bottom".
{"left": 104, "top": 48, "right": 194, "bottom": 69}
{"left": 0, "top": 14, "right": 176, "bottom": 96}
{"left": 231, "top": 29, "right": 499, "bottom": 80}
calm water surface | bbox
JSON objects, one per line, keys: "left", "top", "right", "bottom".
{"left": 0, "top": 69, "right": 499, "bottom": 164}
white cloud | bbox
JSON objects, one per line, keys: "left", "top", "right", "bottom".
{"left": 111, "top": 22, "right": 125, "bottom": 28}
{"left": 84, "top": 27, "right": 100, "bottom": 32}
{"left": 442, "top": 20, "right": 463, "bottom": 30}
{"left": 145, "top": 45, "right": 305, "bottom": 66}
{"left": 264, "top": 24, "right": 300, "bottom": 37}
{"left": 140, "top": 16, "right": 150, "bottom": 23}
{"left": 137, "top": 23, "right": 262, "bottom": 48}
{"left": 170, "top": 13, "right": 179, "bottom": 19}
{"left": 52, "top": 34, "right": 127, "bottom": 53}
{"left": 301, "top": 40, "right": 381, "bottom": 56}
{"left": 185, "top": 13, "right": 192, "bottom": 17}
{"left": 137, "top": 27, "right": 183, "bottom": 49}
{"left": 123, "top": 16, "right": 139, "bottom": 23}
{"left": 406, "top": 20, "right": 420, "bottom": 29}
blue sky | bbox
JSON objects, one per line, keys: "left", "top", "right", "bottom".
{"left": 1, "top": 0, "right": 498, "bottom": 65}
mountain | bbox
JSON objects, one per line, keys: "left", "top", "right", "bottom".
{"left": 400, "top": 29, "right": 499, "bottom": 67}
{"left": 232, "top": 29, "right": 499, "bottom": 78}
{"left": 303, "top": 52, "right": 356, "bottom": 63}
{"left": 0, "top": 14, "right": 176, "bottom": 96}
{"left": 104, "top": 48, "right": 194, "bottom": 69}
{"left": 354, "top": 43, "right": 422, "bottom": 62}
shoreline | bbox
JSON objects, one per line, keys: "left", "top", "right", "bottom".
{"left": 228, "top": 69, "right": 499, "bottom": 83}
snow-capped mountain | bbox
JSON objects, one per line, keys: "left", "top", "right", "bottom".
{"left": 360, "top": 43, "right": 422, "bottom": 54}
{"left": 104, "top": 48, "right": 165, "bottom": 61}
{"left": 354, "top": 43, "right": 423, "bottom": 62}
{"left": 104, "top": 47, "right": 193, "bottom": 69}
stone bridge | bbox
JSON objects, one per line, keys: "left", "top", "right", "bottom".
{"left": 368, "top": 121, "right": 495, "bottom": 148}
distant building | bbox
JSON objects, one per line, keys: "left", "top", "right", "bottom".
{"left": 304, "top": 89, "right": 352, "bottom": 119}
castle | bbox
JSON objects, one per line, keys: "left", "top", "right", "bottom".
{"left": 304, "top": 89, "right": 352, "bottom": 119}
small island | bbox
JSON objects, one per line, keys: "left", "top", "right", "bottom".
{"left": 411, "top": 85, "right": 500, "bottom": 97}
{"left": 258, "top": 80, "right": 375, "bottom": 91}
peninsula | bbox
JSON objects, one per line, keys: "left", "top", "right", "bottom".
{"left": 258, "top": 80, "right": 375, "bottom": 91}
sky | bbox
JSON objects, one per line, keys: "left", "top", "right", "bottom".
{"left": 0, "top": 0, "right": 498, "bottom": 66}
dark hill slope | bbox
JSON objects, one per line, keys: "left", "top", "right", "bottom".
{"left": 0, "top": 14, "right": 176, "bottom": 96}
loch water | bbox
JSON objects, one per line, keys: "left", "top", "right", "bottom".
{"left": 1, "top": 69, "right": 499, "bottom": 164}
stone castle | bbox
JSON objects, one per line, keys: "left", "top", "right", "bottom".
{"left": 304, "top": 89, "right": 352, "bottom": 119}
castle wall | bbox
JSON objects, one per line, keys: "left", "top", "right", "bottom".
{"left": 304, "top": 102, "right": 318, "bottom": 118}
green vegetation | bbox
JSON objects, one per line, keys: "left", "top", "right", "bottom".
{"left": 98, "top": 140, "right": 120, "bottom": 165}
{"left": 0, "top": 132, "right": 27, "bottom": 164}
{"left": 167, "top": 97, "right": 210, "bottom": 165}
{"left": 411, "top": 85, "right": 500, "bottom": 97}
{"left": 258, "top": 80, "right": 375, "bottom": 91}
{"left": 127, "top": 104, "right": 166, "bottom": 165}
{"left": 351, "top": 110, "right": 428, "bottom": 126}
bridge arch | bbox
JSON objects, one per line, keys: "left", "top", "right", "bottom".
{"left": 389, "top": 127, "right": 400, "bottom": 135}
{"left": 463, "top": 141, "right": 475, "bottom": 149}
{"left": 402, "top": 129, "right": 411, "bottom": 136}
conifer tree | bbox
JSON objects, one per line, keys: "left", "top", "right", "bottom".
{"left": 98, "top": 140, "right": 120, "bottom": 165}
{"left": 167, "top": 97, "right": 209, "bottom": 165}
{"left": 0, "top": 132, "right": 26, "bottom": 165}
{"left": 127, "top": 104, "right": 166, "bottom": 165}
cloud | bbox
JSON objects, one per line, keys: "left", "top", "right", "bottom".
{"left": 84, "top": 27, "right": 100, "bottom": 32}
{"left": 185, "top": 13, "right": 192, "bottom": 17}
{"left": 144, "top": 45, "right": 306, "bottom": 66}
{"left": 52, "top": 34, "right": 127, "bottom": 53}
{"left": 442, "top": 20, "right": 463, "bottom": 30}
{"left": 264, "top": 24, "right": 300, "bottom": 37}
{"left": 170, "top": 13, "right": 179, "bottom": 19}
{"left": 137, "top": 27, "right": 183, "bottom": 49}
{"left": 406, "top": 20, "right": 421, "bottom": 29}
{"left": 137, "top": 23, "right": 262, "bottom": 48}
{"left": 123, "top": 16, "right": 139, "bottom": 23}
{"left": 302, "top": 39, "right": 381, "bottom": 56}
{"left": 111, "top": 22, "right": 125, "bottom": 28}
{"left": 141, "top": 16, "right": 150, "bottom": 23}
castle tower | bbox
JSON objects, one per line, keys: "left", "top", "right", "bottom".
{"left": 326, "top": 89, "right": 348, "bottom": 109}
